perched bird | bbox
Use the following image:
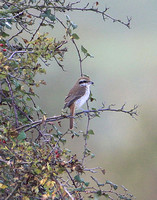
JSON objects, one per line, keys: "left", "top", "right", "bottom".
{"left": 64, "top": 76, "right": 94, "bottom": 129}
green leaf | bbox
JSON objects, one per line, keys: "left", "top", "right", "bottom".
{"left": 30, "top": 0, "right": 37, "bottom": 3}
{"left": 74, "top": 175, "right": 84, "bottom": 183}
{"left": 104, "top": 194, "right": 109, "bottom": 198}
{"left": 118, "top": 195, "right": 131, "bottom": 200}
{"left": 81, "top": 45, "right": 93, "bottom": 57}
{"left": 60, "top": 138, "right": 66, "bottom": 144}
{"left": 91, "top": 153, "right": 95, "bottom": 158}
{"left": 45, "top": 9, "right": 51, "bottom": 16}
{"left": 48, "top": 14, "right": 56, "bottom": 21}
{"left": 49, "top": 24, "right": 54, "bottom": 29}
{"left": 17, "top": 131, "right": 26, "bottom": 141}
{"left": 88, "top": 129, "right": 94, "bottom": 135}
{"left": 74, "top": 187, "right": 85, "bottom": 192}
{"left": 84, "top": 181, "right": 90, "bottom": 186}
{"left": 106, "top": 180, "right": 118, "bottom": 190}
{"left": 26, "top": 97, "right": 31, "bottom": 101}
{"left": 5, "top": 22, "right": 12, "bottom": 29}
{"left": 0, "top": 74, "right": 6, "bottom": 78}
{"left": 97, "top": 190, "right": 102, "bottom": 196}
{"left": 13, "top": 80, "right": 21, "bottom": 89}
{"left": 81, "top": 45, "right": 87, "bottom": 54}
{"left": 3, "top": 4, "right": 9, "bottom": 9}
{"left": 13, "top": 37, "right": 18, "bottom": 43}
{"left": 57, "top": 131, "right": 62, "bottom": 135}
{"left": 66, "top": 15, "right": 70, "bottom": 21}
{"left": 71, "top": 131, "right": 80, "bottom": 137}
{"left": 34, "top": 168, "right": 42, "bottom": 174}
{"left": 41, "top": 9, "right": 51, "bottom": 18}
{"left": 41, "top": 9, "right": 56, "bottom": 21}
{"left": 71, "top": 22, "right": 78, "bottom": 29}
{"left": 40, "top": 13, "right": 47, "bottom": 18}
{"left": 113, "top": 184, "right": 118, "bottom": 190}
{"left": 0, "top": 31, "right": 9, "bottom": 37}
{"left": 47, "top": 162, "right": 52, "bottom": 171}
{"left": 71, "top": 33, "right": 79, "bottom": 40}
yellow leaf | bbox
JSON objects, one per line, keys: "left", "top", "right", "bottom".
{"left": 42, "top": 115, "right": 47, "bottom": 124}
{"left": 4, "top": 65, "right": 9, "bottom": 70}
{"left": 40, "top": 177, "right": 47, "bottom": 185}
{"left": 22, "top": 196, "right": 30, "bottom": 200}
{"left": 47, "top": 162, "right": 52, "bottom": 171}
{"left": 42, "top": 166, "right": 46, "bottom": 170}
{"left": 21, "top": 86, "right": 25, "bottom": 91}
{"left": 42, "top": 194, "right": 49, "bottom": 200}
{"left": 46, "top": 180, "right": 55, "bottom": 188}
{"left": 0, "top": 183, "right": 8, "bottom": 189}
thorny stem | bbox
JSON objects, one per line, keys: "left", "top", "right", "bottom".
{"left": 16, "top": 104, "right": 138, "bottom": 132}
{"left": 0, "top": 4, "right": 131, "bottom": 28}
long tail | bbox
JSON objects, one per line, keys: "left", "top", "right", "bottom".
{"left": 70, "top": 104, "right": 75, "bottom": 129}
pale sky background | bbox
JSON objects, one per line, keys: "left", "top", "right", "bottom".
{"left": 35, "top": 1, "right": 157, "bottom": 199}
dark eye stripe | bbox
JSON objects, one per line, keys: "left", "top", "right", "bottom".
{"left": 79, "top": 80, "right": 87, "bottom": 84}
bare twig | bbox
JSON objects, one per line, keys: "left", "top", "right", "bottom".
{"left": 8, "top": 50, "right": 33, "bottom": 60}
{"left": 71, "top": 38, "right": 83, "bottom": 77}
{"left": 8, "top": 28, "right": 24, "bottom": 41}
{"left": 82, "top": 101, "right": 90, "bottom": 164}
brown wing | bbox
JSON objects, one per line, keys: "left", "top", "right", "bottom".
{"left": 64, "top": 94, "right": 82, "bottom": 108}
{"left": 64, "top": 85, "right": 86, "bottom": 109}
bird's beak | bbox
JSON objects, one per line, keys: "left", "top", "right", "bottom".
{"left": 90, "top": 81, "right": 94, "bottom": 85}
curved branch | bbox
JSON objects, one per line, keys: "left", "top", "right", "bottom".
{"left": 16, "top": 104, "right": 138, "bottom": 132}
{"left": 0, "top": 3, "right": 131, "bottom": 28}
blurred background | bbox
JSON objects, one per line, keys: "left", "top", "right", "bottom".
{"left": 35, "top": 1, "right": 157, "bottom": 199}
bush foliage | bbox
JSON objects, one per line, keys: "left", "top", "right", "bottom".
{"left": 0, "top": 1, "right": 136, "bottom": 199}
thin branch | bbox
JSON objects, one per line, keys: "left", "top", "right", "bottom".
{"left": 0, "top": 11, "right": 24, "bottom": 20}
{"left": 56, "top": 179, "right": 75, "bottom": 200}
{"left": 5, "top": 77, "right": 19, "bottom": 127}
{"left": 8, "top": 50, "right": 33, "bottom": 60}
{"left": 71, "top": 38, "right": 83, "bottom": 77}
{"left": 16, "top": 104, "right": 138, "bottom": 132}
{"left": 54, "top": 55, "right": 65, "bottom": 71}
{"left": 25, "top": 17, "right": 45, "bottom": 49}
{"left": 84, "top": 166, "right": 104, "bottom": 173}
{"left": 91, "top": 176, "right": 105, "bottom": 187}
{"left": 82, "top": 101, "right": 90, "bottom": 164}
{"left": 54, "top": 5, "right": 131, "bottom": 28}
{"left": 5, "top": 183, "right": 20, "bottom": 200}
{"left": 8, "top": 28, "right": 24, "bottom": 41}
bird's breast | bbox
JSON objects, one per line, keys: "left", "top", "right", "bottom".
{"left": 75, "top": 86, "right": 90, "bottom": 109}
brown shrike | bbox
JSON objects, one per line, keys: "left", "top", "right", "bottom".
{"left": 64, "top": 76, "right": 94, "bottom": 129}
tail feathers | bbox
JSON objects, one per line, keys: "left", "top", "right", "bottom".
{"left": 70, "top": 104, "right": 75, "bottom": 129}
{"left": 70, "top": 117, "right": 73, "bottom": 129}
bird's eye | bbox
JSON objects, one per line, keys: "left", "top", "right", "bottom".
{"left": 79, "top": 80, "right": 87, "bottom": 84}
